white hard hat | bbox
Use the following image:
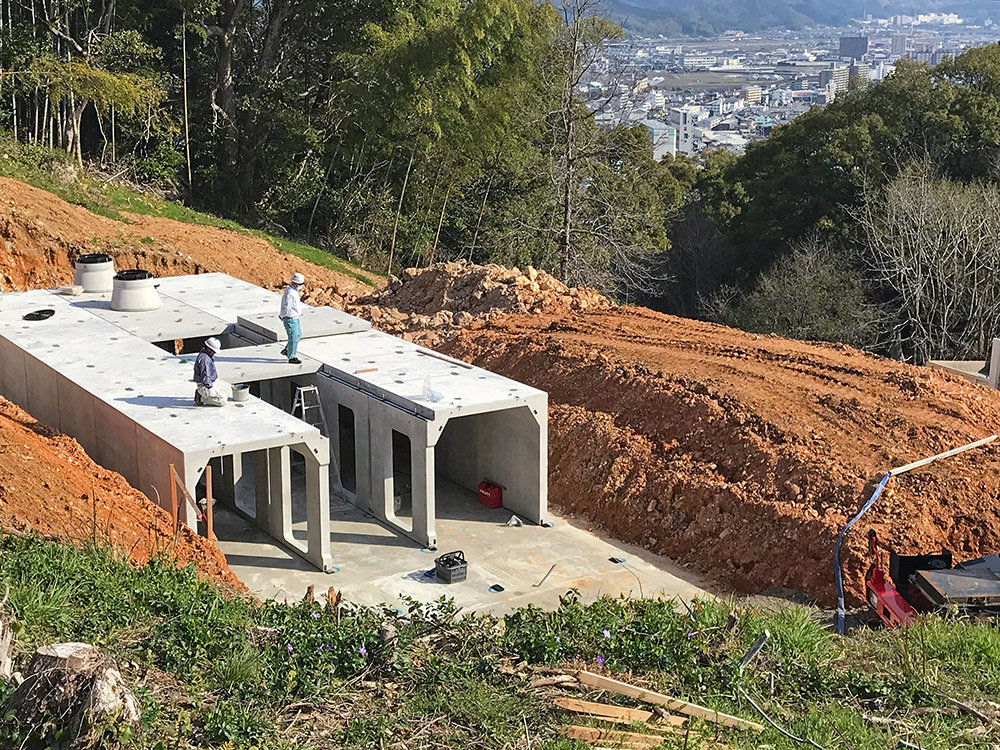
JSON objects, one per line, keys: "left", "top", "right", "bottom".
{"left": 205, "top": 337, "right": 222, "bottom": 353}
{"left": 291, "top": 272, "right": 305, "bottom": 285}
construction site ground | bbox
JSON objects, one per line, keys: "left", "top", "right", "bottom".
{"left": 214, "top": 469, "right": 708, "bottom": 613}
{"left": 4, "top": 176, "right": 1000, "bottom": 609}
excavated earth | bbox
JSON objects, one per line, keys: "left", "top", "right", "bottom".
{"left": 0, "top": 396, "right": 242, "bottom": 590}
{"left": 437, "top": 309, "right": 1000, "bottom": 606}
{"left": 3, "top": 177, "right": 1000, "bottom": 606}
{"left": 0, "top": 177, "right": 374, "bottom": 303}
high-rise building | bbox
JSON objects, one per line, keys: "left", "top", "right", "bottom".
{"left": 742, "top": 85, "right": 762, "bottom": 104}
{"left": 849, "top": 62, "right": 871, "bottom": 89}
{"left": 820, "top": 64, "right": 850, "bottom": 94}
{"left": 839, "top": 36, "right": 869, "bottom": 60}
{"left": 891, "top": 33, "right": 908, "bottom": 57}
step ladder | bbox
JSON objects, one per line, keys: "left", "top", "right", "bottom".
{"left": 292, "top": 385, "right": 328, "bottom": 436}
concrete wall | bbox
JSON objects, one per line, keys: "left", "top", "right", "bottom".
{"left": 435, "top": 404, "right": 548, "bottom": 524}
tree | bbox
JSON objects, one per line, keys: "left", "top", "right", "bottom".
{"left": 858, "top": 162, "right": 1000, "bottom": 363}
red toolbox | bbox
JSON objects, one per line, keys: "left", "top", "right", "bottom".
{"left": 478, "top": 480, "right": 503, "bottom": 509}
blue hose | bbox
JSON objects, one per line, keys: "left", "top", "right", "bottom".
{"left": 834, "top": 471, "right": 892, "bottom": 634}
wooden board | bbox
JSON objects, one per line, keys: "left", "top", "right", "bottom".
{"left": 576, "top": 670, "right": 764, "bottom": 732}
{"left": 560, "top": 724, "right": 668, "bottom": 748}
{"left": 554, "top": 697, "right": 686, "bottom": 729}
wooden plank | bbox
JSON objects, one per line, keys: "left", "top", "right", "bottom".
{"left": 889, "top": 435, "right": 997, "bottom": 476}
{"left": 576, "top": 671, "right": 764, "bottom": 732}
{"left": 204, "top": 462, "right": 215, "bottom": 541}
{"left": 168, "top": 464, "right": 178, "bottom": 531}
{"left": 554, "top": 697, "right": 685, "bottom": 728}
{"left": 560, "top": 725, "right": 666, "bottom": 748}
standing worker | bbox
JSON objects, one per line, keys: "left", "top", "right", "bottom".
{"left": 280, "top": 272, "right": 305, "bottom": 364}
{"left": 194, "top": 337, "right": 226, "bottom": 406}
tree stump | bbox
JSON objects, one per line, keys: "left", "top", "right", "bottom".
{"left": 0, "top": 642, "right": 140, "bottom": 747}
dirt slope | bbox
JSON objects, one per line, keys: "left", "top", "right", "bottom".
{"left": 0, "top": 397, "right": 242, "bottom": 590}
{"left": 4, "top": 176, "right": 1000, "bottom": 607}
{"left": 0, "top": 177, "right": 372, "bottom": 301}
{"left": 439, "top": 308, "right": 1000, "bottom": 606}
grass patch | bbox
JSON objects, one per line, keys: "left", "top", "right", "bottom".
{"left": 0, "top": 535, "right": 995, "bottom": 749}
{"left": 0, "top": 133, "right": 379, "bottom": 287}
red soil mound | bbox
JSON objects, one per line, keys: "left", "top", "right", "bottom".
{"left": 0, "top": 397, "right": 243, "bottom": 590}
{"left": 440, "top": 307, "right": 1000, "bottom": 606}
{"left": 0, "top": 177, "right": 374, "bottom": 302}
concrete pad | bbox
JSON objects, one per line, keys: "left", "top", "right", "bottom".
{"left": 238, "top": 307, "right": 370, "bottom": 342}
{"left": 928, "top": 360, "right": 989, "bottom": 387}
{"left": 155, "top": 273, "right": 281, "bottom": 322}
{"left": 213, "top": 478, "right": 710, "bottom": 613}
{"left": 57, "top": 291, "right": 230, "bottom": 342}
{"left": 301, "top": 330, "right": 546, "bottom": 420}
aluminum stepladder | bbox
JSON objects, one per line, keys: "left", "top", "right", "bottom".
{"left": 292, "top": 385, "right": 328, "bottom": 436}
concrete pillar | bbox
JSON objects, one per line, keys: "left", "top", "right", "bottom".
{"left": 266, "top": 446, "right": 292, "bottom": 541}
{"left": 254, "top": 449, "right": 270, "bottom": 522}
{"left": 411, "top": 441, "right": 437, "bottom": 549}
{"left": 371, "top": 421, "right": 395, "bottom": 526}
{"left": 301, "top": 447, "right": 335, "bottom": 572}
{"left": 990, "top": 338, "right": 1000, "bottom": 389}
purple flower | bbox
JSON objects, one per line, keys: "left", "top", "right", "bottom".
{"left": 602, "top": 629, "right": 611, "bottom": 639}
{"left": 686, "top": 631, "right": 694, "bottom": 640}
{"left": 311, "top": 611, "right": 322, "bottom": 619}
{"left": 285, "top": 643, "right": 294, "bottom": 653}
{"left": 555, "top": 636, "right": 561, "bottom": 643}
{"left": 358, "top": 645, "right": 367, "bottom": 656}
{"left": 596, "top": 655, "right": 605, "bottom": 666}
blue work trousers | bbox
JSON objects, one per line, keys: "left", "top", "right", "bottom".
{"left": 283, "top": 317, "right": 301, "bottom": 359}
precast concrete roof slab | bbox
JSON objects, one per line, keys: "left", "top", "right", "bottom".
{"left": 237, "top": 307, "right": 371, "bottom": 342}
{"left": 155, "top": 273, "right": 282, "bottom": 322}
{"left": 177, "top": 343, "right": 321, "bottom": 384}
{"left": 0, "top": 289, "right": 321, "bottom": 457}
{"left": 54, "top": 291, "right": 230, "bottom": 342}
{"left": 300, "top": 329, "right": 546, "bottom": 420}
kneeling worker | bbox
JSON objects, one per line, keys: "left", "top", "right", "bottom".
{"left": 194, "top": 337, "right": 226, "bottom": 407}
{"left": 279, "top": 272, "right": 304, "bottom": 364}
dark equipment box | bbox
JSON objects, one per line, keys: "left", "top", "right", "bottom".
{"left": 435, "top": 551, "right": 468, "bottom": 583}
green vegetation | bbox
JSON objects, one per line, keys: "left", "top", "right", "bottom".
{"left": 1, "top": 0, "right": 692, "bottom": 296}
{"left": 0, "top": 533, "right": 997, "bottom": 748}
{"left": 0, "top": 134, "right": 377, "bottom": 285}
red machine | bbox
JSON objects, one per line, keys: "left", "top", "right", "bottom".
{"left": 865, "top": 530, "right": 918, "bottom": 628}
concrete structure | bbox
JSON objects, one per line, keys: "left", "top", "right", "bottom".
{"left": 929, "top": 338, "right": 1000, "bottom": 389}
{"left": 0, "top": 272, "right": 548, "bottom": 574}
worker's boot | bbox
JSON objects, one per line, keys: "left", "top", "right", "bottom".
{"left": 288, "top": 358, "right": 302, "bottom": 365}
{"left": 280, "top": 348, "right": 287, "bottom": 357}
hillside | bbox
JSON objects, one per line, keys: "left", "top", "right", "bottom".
{"left": 4, "top": 177, "right": 1000, "bottom": 610}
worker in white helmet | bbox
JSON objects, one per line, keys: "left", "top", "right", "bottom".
{"left": 193, "top": 337, "right": 226, "bottom": 407}
{"left": 279, "top": 272, "right": 305, "bottom": 364}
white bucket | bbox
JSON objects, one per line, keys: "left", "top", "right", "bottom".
{"left": 232, "top": 384, "right": 250, "bottom": 403}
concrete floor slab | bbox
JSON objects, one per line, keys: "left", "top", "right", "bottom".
{"left": 213, "top": 478, "right": 709, "bottom": 613}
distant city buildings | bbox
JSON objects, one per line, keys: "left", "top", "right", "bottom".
{"left": 839, "top": 36, "right": 869, "bottom": 60}
{"left": 588, "top": 16, "right": 991, "bottom": 161}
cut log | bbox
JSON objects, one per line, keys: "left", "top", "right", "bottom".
{"left": 576, "top": 670, "right": 764, "bottom": 732}
{"left": 0, "top": 642, "right": 140, "bottom": 745}
{"left": 554, "top": 697, "right": 686, "bottom": 728}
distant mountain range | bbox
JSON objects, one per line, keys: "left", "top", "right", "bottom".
{"left": 606, "top": 0, "right": 1000, "bottom": 36}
